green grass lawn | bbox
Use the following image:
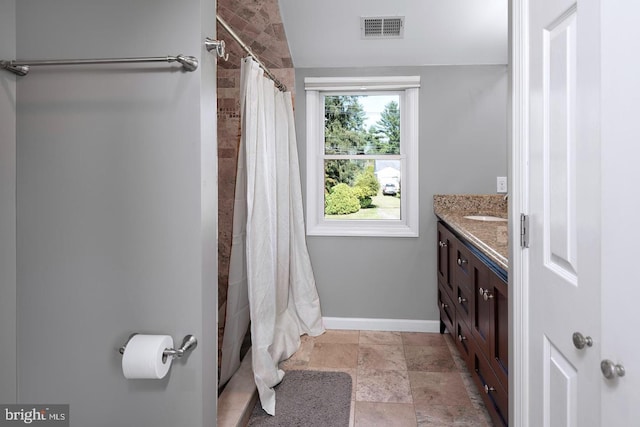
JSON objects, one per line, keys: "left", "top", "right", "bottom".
{"left": 325, "top": 192, "right": 400, "bottom": 220}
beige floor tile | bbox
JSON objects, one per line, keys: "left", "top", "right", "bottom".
{"left": 356, "top": 368, "right": 413, "bottom": 404}
{"left": 358, "top": 344, "right": 407, "bottom": 371}
{"left": 314, "top": 329, "right": 360, "bottom": 344}
{"left": 405, "top": 345, "right": 458, "bottom": 372}
{"left": 402, "top": 332, "right": 449, "bottom": 347}
{"left": 308, "top": 343, "right": 359, "bottom": 369}
{"left": 354, "top": 402, "right": 417, "bottom": 427}
{"left": 279, "top": 334, "right": 315, "bottom": 370}
{"left": 359, "top": 330, "right": 403, "bottom": 345}
{"left": 414, "top": 403, "right": 490, "bottom": 427}
{"left": 219, "top": 329, "right": 493, "bottom": 427}
{"left": 409, "top": 371, "right": 472, "bottom": 406}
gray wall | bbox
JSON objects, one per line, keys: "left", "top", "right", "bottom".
{"left": 295, "top": 66, "right": 507, "bottom": 321}
{"left": 0, "top": 0, "right": 17, "bottom": 405}
{"left": 15, "top": 1, "right": 217, "bottom": 426}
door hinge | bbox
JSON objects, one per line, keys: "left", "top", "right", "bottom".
{"left": 520, "top": 213, "right": 529, "bottom": 248}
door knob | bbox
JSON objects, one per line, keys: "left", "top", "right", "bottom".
{"left": 601, "top": 359, "right": 625, "bottom": 379}
{"left": 572, "top": 332, "right": 593, "bottom": 349}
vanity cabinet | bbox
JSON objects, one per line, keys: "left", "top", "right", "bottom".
{"left": 436, "top": 221, "right": 509, "bottom": 427}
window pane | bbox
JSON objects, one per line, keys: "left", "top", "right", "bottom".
{"left": 324, "top": 95, "right": 400, "bottom": 155}
{"left": 324, "top": 159, "right": 401, "bottom": 220}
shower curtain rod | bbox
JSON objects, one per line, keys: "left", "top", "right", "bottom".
{"left": 0, "top": 55, "right": 199, "bottom": 76}
{"left": 216, "top": 14, "right": 287, "bottom": 92}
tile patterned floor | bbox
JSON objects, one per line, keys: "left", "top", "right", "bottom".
{"left": 279, "top": 330, "right": 493, "bottom": 427}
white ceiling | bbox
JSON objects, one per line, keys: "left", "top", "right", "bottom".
{"left": 278, "top": 0, "right": 508, "bottom": 68}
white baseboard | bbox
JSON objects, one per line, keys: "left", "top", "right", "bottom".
{"left": 322, "top": 317, "right": 441, "bottom": 333}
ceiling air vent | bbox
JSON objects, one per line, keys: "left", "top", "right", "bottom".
{"left": 361, "top": 16, "right": 405, "bottom": 39}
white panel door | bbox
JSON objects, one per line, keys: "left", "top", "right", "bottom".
{"left": 528, "top": 0, "right": 602, "bottom": 425}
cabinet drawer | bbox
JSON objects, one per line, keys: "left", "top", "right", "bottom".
{"left": 471, "top": 342, "right": 509, "bottom": 427}
{"left": 454, "top": 315, "right": 473, "bottom": 366}
{"left": 453, "top": 243, "right": 473, "bottom": 293}
{"left": 455, "top": 284, "right": 472, "bottom": 327}
{"left": 438, "top": 284, "right": 455, "bottom": 335}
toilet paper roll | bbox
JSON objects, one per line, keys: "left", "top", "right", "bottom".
{"left": 122, "top": 334, "right": 173, "bottom": 379}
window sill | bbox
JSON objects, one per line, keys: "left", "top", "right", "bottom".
{"left": 307, "top": 221, "right": 419, "bottom": 237}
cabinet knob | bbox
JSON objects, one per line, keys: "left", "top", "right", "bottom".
{"left": 483, "top": 291, "right": 494, "bottom": 301}
{"left": 458, "top": 334, "right": 467, "bottom": 342}
{"left": 601, "top": 359, "right": 625, "bottom": 379}
{"left": 439, "top": 241, "right": 448, "bottom": 248}
{"left": 457, "top": 258, "right": 467, "bottom": 266}
{"left": 458, "top": 296, "right": 467, "bottom": 304}
{"left": 479, "top": 287, "right": 485, "bottom": 295}
{"left": 441, "top": 303, "right": 448, "bottom": 309}
{"left": 572, "top": 332, "right": 593, "bottom": 350}
{"left": 484, "top": 384, "right": 496, "bottom": 394}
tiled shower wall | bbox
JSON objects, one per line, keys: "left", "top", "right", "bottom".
{"left": 217, "top": 0, "right": 296, "bottom": 364}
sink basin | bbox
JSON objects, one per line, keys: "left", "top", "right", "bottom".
{"left": 463, "top": 215, "right": 508, "bottom": 222}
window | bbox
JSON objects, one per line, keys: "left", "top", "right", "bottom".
{"left": 305, "top": 76, "right": 420, "bottom": 237}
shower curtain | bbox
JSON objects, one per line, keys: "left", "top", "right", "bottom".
{"left": 227, "top": 57, "right": 325, "bottom": 415}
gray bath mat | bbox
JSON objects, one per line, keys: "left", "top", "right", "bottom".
{"left": 248, "top": 370, "right": 352, "bottom": 427}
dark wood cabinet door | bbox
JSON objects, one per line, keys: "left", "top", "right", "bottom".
{"left": 471, "top": 257, "right": 491, "bottom": 357}
{"left": 470, "top": 341, "right": 509, "bottom": 427}
{"left": 436, "top": 223, "right": 455, "bottom": 298}
{"left": 490, "top": 272, "right": 509, "bottom": 391}
{"left": 438, "top": 284, "right": 455, "bottom": 335}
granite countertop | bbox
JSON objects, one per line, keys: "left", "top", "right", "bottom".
{"left": 433, "top": 194, "right": 508, "bottom": 272}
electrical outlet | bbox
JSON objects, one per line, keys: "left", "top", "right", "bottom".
{"left": 497, "top": 176, "right": 508, "bottom": 193}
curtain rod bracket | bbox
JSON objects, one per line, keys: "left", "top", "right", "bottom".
{"left": 205, "top": 38, "right": 229, "bottom": 61}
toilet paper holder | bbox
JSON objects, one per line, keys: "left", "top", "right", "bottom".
{"left": 119, "top": 334, "right": 198, "bottom": 362}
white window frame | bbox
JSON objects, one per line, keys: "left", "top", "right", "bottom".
{"left": 304, "top": 76, "right": 420, "bottom": 237}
